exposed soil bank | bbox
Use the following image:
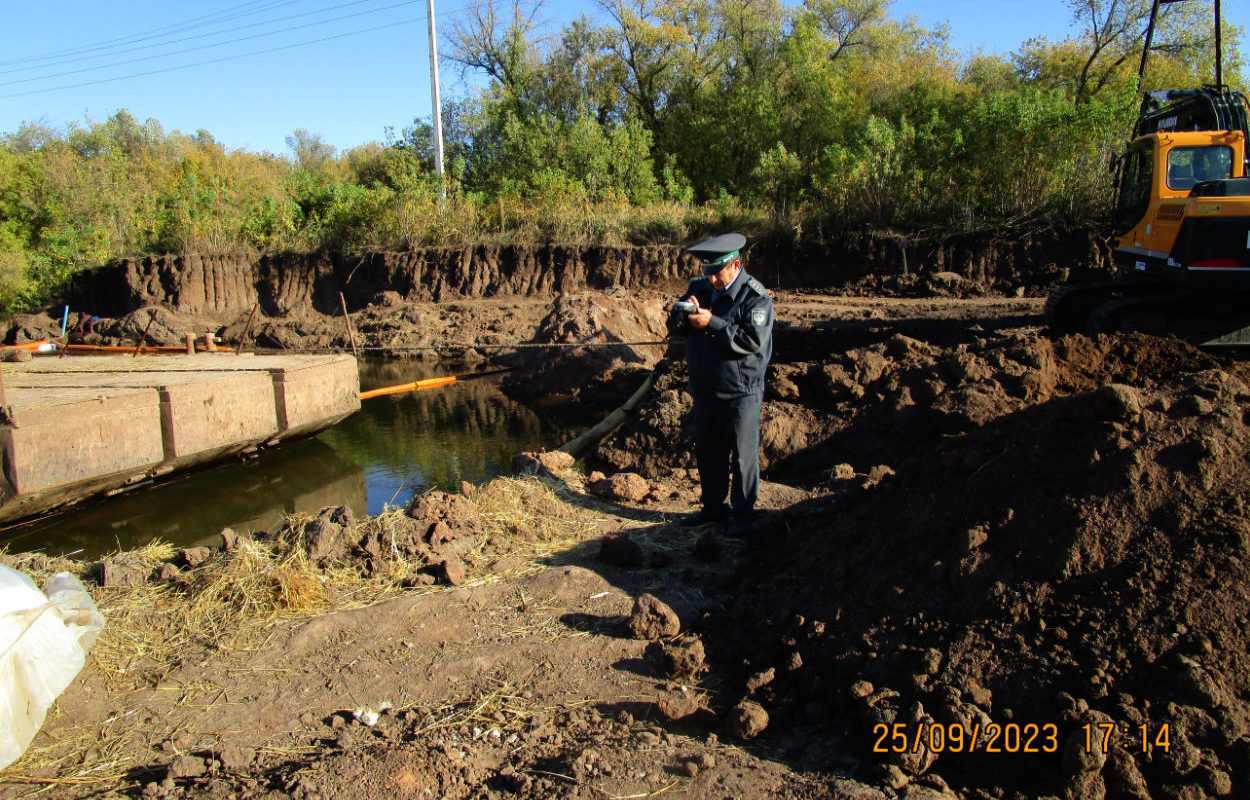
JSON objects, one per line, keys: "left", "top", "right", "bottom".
{"left": 61, "top": 226, "right": 1108, "bottom": 323}
{"left": 25, "top": 228, "right": 1111, "bottom": 370}
{"left": 64, "top": 246, "right": 695, "bottom": 323}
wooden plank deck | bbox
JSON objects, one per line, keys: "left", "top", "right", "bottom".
{"left": 0, "top": 353, "right": 359, "bottom": 524}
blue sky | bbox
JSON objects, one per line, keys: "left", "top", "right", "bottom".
{"left": 0, "top": 0, "right": 1244, "bottom": 157}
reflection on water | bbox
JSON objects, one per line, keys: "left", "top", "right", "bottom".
{"left": 1, "top": 359, "right": 571, "bottom": 559}
{"left": 324, "top": 361, "right": 562, "bottom": 514}
{"left": 0, "top": 438, "right": 367, "bottom": 557}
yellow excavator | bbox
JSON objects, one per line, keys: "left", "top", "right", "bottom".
{"left": 1045, "top": 0, "right": 1250, "bottom": 345}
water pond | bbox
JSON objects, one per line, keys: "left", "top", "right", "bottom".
{"left": 0, "top": 360, "right": 574, "bottom": 559}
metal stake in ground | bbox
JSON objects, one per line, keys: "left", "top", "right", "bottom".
{"left": 339, "top": 292, "right": 359, "bottom": 359}
{"left": 133, "top": 312, "right": 157, "bottom": 358}
{"left": 236, "top": 303, "right": 259, "bottom": 356}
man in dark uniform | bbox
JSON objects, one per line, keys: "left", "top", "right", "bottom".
{"left": 667, "top": 233, "right": 773, "bottom": 536}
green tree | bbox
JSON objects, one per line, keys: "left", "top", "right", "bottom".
{"left": 286, "top": 129, "right": 337, "bottom": 172}
{"left": 447, "top": 0, "right": 546, "bottom": 117}
{"left": 1065, "top": 0, "right": 1224, "bottom": 101}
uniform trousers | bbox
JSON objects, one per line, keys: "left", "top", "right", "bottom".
{"left": 692, "top": 391, "right": 762, "bottom": 513}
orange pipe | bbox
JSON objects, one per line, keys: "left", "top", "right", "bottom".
{"left": 4, "top": 341, "right": 218, "bottom": 355}
{"left": 1, "top": 340, "right": 51, "bottom": 351}
{"left": 63, "top": 343, "right": 194, "bottom": 354}
{"left": 360, "top": 375, "right": 457, "bottom": 400}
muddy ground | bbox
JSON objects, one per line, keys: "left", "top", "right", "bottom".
{"left": 3, "top": 275, "right": 1249, "bottom": 800}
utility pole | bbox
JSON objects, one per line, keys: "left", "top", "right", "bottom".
{"left": 426, "top": 0, "right": 445, "bottom": 181}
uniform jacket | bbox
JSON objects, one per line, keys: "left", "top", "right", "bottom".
{"left": 667, "top": 269, "right": 773, "bottom": 399}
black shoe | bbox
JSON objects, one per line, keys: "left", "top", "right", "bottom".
{"left": 679, "top": 505, "right": 729, "bottom": 527}
{"left": 725, "top": 511, "right": 758, "bottom": 538}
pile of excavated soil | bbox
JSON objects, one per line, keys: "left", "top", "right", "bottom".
{"left": 577, "top": 316, "right": 1250, "bottom": 799}
{"left": 702, "top": 341, "right": 1250, "bottom": 799}
{"left": 498, "top": 287, "right": 670, "bottom": 409}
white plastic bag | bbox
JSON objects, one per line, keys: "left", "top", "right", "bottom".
{"left": 0, "top": 565, "right": 104, "bottom": 770}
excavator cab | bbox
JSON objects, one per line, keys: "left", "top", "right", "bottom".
{"left": 1113, "top": 134, "right": 1239, "bottom": 234}
{"left": 1111, "top": 124, "right": 1247, "bottom": 276}
{"left": 1047, "top": 0, "right": 1250, "bottom": 344}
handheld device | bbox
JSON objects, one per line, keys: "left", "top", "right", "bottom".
{"left": 673, "top": 300, "right": 698, "bottom": 314}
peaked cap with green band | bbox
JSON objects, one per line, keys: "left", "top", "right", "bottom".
{"left": 687, "top": 232, "right": 746, "bottom": 275}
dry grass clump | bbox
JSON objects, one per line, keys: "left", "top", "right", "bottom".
{"left": 477, "top": 476, "right": 602, "bottom": 537}
{"left": 98, "top": 476, "right": 621, "bottom": 668}
{"left": 184, "top": 538, "right": 330, "bottom": 639}
{"left": 473, "top": 476, "right": 617, "bottom": 566}
{"left": 411, "top": 678, "right": 543, "bottom": 739}
{"left": 89, "top": 530, "right": 408, "bottom": 695}
{"left": 82, "top": 540, "right": 327, "bottom": 698}
{"left": 0, "top": 540, "right": 174, "bottom": 588}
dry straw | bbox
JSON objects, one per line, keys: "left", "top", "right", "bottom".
{"left": 0, "top": 473, "right": 648, "bottom": 792}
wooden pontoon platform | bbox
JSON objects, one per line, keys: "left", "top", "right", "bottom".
{"left": 0, "top": 353, "right": 359, "bottom": 524}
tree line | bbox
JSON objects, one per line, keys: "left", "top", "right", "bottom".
{"left": 0, "top": 0, "right": 1242, "bottom": 312}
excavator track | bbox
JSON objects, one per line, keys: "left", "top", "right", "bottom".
{"left": 1050, "top": 283, "right": 1250, "bottom": 347}
{"left": 1086, "top": 294, "right": 1173, "bottom": 336}
{"left": 1043, "top": 283, "right": 1120, "bottom": 336}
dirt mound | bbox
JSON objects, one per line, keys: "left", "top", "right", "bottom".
{"left": 1052, "top": 332, "right": 1243, "bottom": 391}
{"left": 2, "top": 312, "right": 63, "bottom": 345}
{"left": 590, "top": 327, "right": 1062, "bottom": 485}
{"left": 500, "top": 288, "right": 670, "bottom": 407}
{"left": 710, "top": 361, "right": 1250, "bottom": 798}
{"left": 590, "top": 317, "right": 1250, "bottom": 494}
{"left": 581, "top": 324, "right": 1250, "bottom": 797}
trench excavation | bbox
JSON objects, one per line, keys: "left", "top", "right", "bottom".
{"left": 5, "top": 264, "right": 1250, "bottom": 798}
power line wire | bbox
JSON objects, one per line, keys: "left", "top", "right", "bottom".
{"left": 0, "top": 16, "right": 426, "bottom": 100}
{"left": 2, "top": 0, "right": 507, "bottom": 73}
{"left": 0, "top": 0, "right": 427, "bottom": 86}
{"left": 0, "top": 0, "right": 409, "bottom": 76}
{"left": 0, "top": 0, "right": 565, "bottom": 115}
{"left": 0, "top": 0, "right": 298, "bottom": 66}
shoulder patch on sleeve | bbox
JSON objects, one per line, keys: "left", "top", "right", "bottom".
{"left": 747, "top": 278, "right": 767, "bottom": 296}
{"left": 751, "top": 307, "right": 767, "bottom": 326}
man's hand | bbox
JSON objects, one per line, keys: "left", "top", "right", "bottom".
{"left": 685, "top": 296, "right": 712, "bottom": 330}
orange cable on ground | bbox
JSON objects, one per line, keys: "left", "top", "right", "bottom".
{"left": 359, "top": 375, "right": 457, "bottom": 400}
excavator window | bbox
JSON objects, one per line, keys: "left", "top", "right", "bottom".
{"left": 1114, "top": 147, "right": 1153, "bottom": 234}
{"left": 1168, "top": 146, "right": 1233, "bottom": 190}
